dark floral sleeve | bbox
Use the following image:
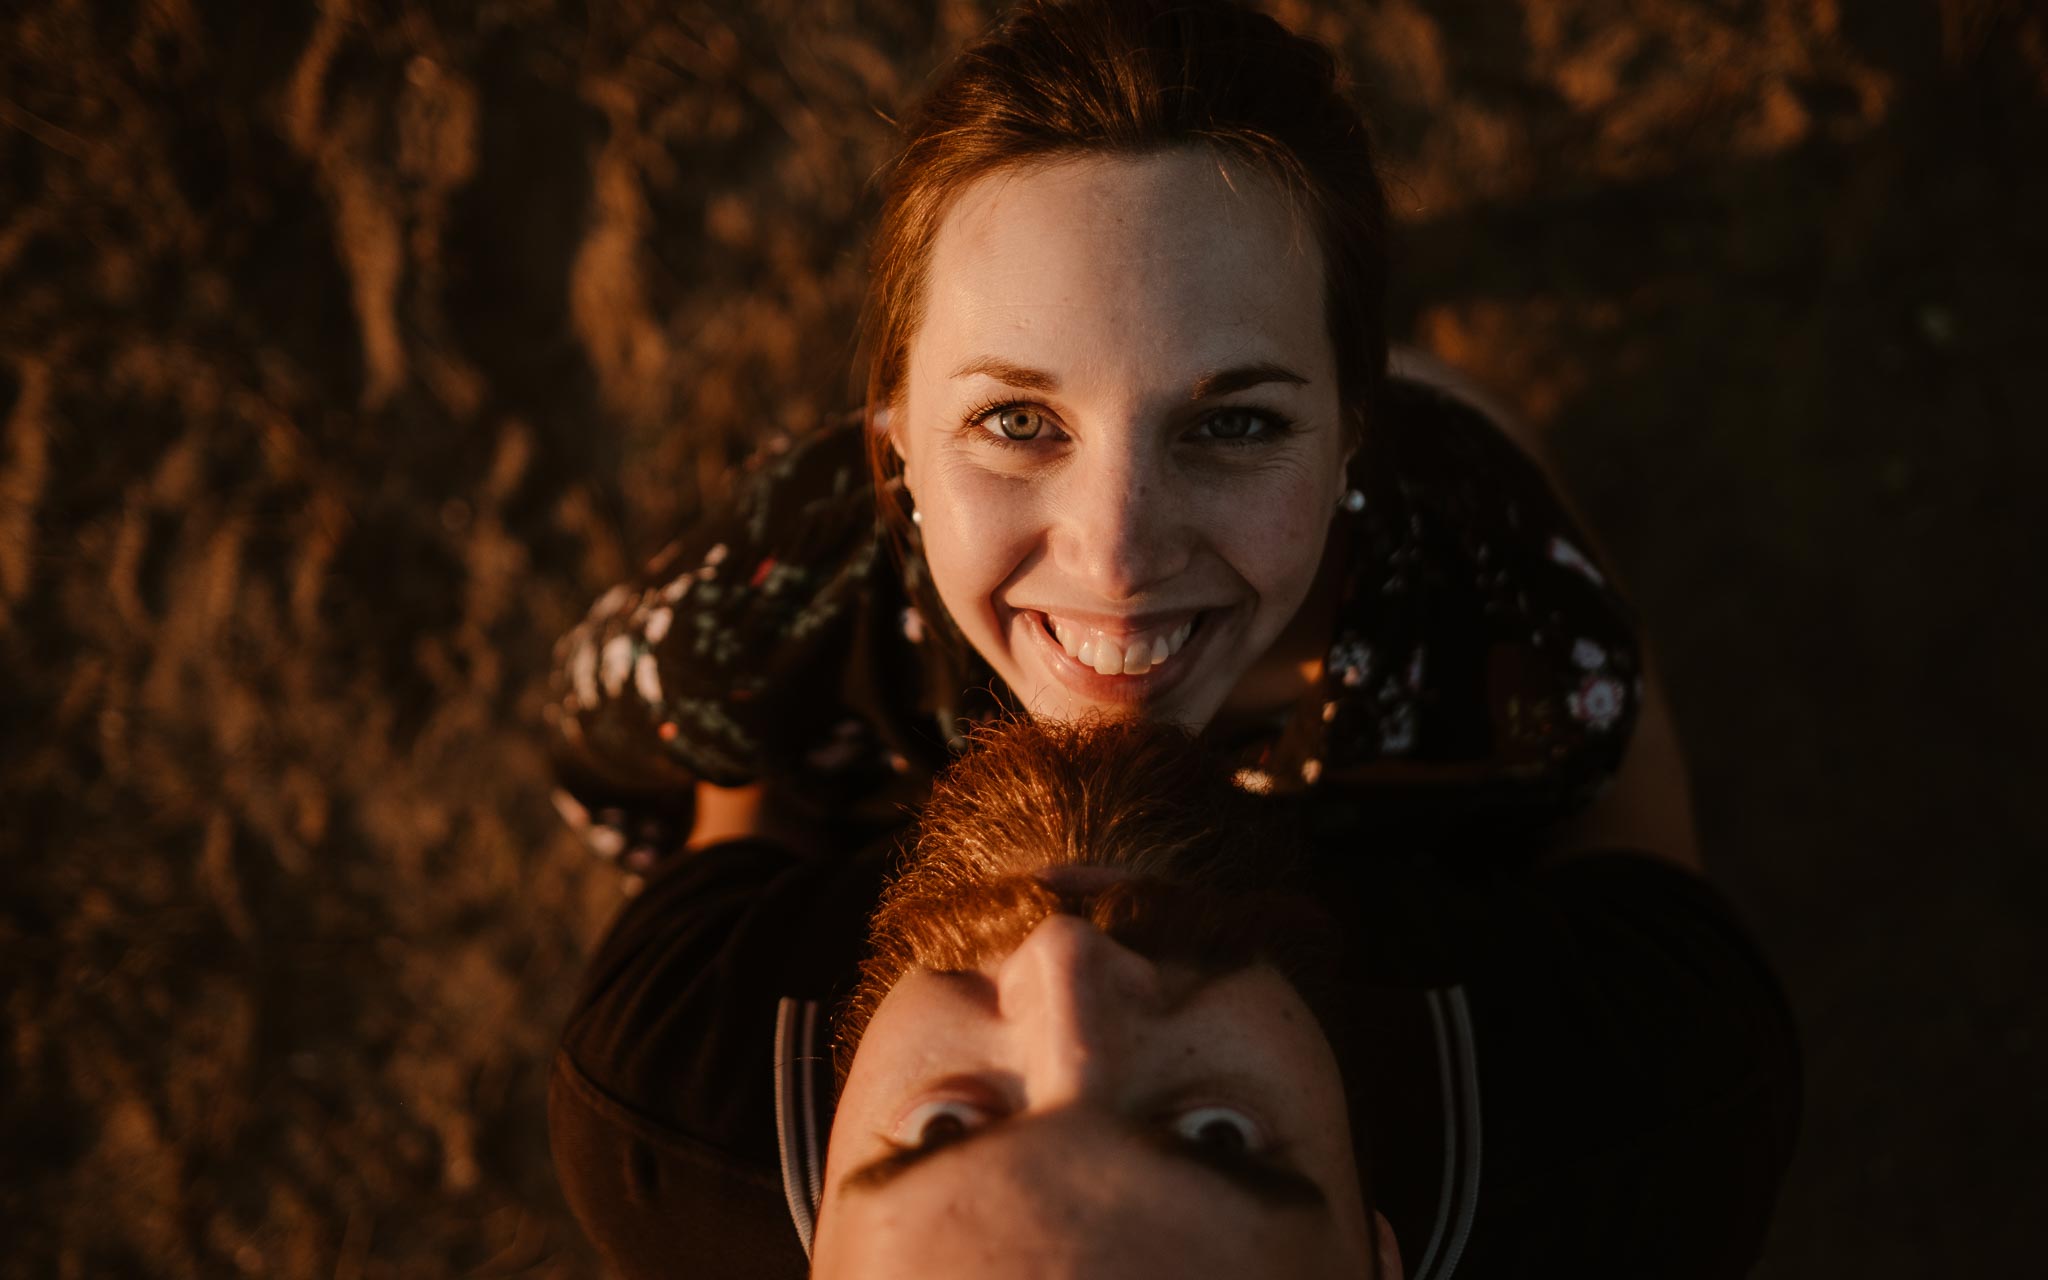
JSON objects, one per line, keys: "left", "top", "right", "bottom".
{"left": 1237, "top": 376, "right": 1644, "bottom": 841}
{"left": 545, "top": 420, "right": 893, "bottom": 875}
{"left": 551, "top": 379, "right": 1650, "bottom": 872}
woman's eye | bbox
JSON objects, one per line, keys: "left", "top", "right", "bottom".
{"left": 896, "top": 1099, "right": 991, "bottom": 1151}
{"left": 984, "top": 406, "right": 1047, "bottom": 441}
{"left": 1195, "top": 408, "right": 1268, "bottom": 441}
{"left": 966, "top": 403, "right": 1054, "bottom": 442}
{"left": 1170, "top": 1104, "right": 1264, "bottom": 1156}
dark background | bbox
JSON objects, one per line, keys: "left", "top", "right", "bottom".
{"left": 3, "top": 1, "right": 2041, "bottom": 1274}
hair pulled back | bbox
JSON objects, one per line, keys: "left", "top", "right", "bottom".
{"left": 832, "top": 714, "right": 1328, "bottom": 1091}
{"left": 860, "top": 0, "right": 1390, "bottom": 493}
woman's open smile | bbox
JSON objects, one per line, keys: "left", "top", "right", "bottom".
{"left": 893, "top": 148, "right": 1351, "bottom": 728}
{"left": 1007, "top": 604, "right": 1222, "bottom": 706}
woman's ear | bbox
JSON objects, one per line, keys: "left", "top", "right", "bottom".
{"left": 884, "top": 413, "right": 925, "bottom": 503}
{"left": 1331, "top": 437, "right": 1361, "bottom": 516}
{"left": 876, "top": 403, "right": 913, "bottom": 488}
{"left": 1335, "top": 404, "right": 1365, "bottom": 503}
{"left": 1373, "top": 1210, "right": 1403, "bottom": 1280}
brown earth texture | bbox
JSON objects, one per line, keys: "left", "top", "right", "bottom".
{"left": 3, "top": 1, "right": 2044, "bottom": 1275}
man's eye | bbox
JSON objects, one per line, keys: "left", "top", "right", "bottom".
{"left": 896, "top": 1100, "right": 991, "bottom": 1150}
{"left": 978, "top": 405, "right": 1048, "bottom": 441}
{"left": 1170, "top": 1104, "right": 1264, "bottom": 1156}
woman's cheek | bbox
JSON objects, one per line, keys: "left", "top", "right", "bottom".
{"left": 922, "top": 465, "right": 1040, "bottom": 625}
{"left": 1209, "top": 464, "right": 1334, "bottom": 603}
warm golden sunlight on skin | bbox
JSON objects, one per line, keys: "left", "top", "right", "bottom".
{"left": 813, "top": 914, "right": 1398, "bottom": 1280}
{"left": 891, "top": 149, "right": 1353, "bottom": 730}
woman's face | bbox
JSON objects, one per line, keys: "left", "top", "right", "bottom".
{"left": 893, "top": 148, "right": 1350, "bottom": 729}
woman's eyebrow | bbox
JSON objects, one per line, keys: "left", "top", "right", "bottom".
{"left": 1187, "top": 362, "right": 1308, "bottom": 399}
{"left": 946, "top": 359, "right": 1309, "bottom": 400}
{"left": 950, "top": 357, "right": 1060, "bottom": 389}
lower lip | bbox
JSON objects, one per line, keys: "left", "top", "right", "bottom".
{"left": 1013, "top": 610, "right": 1216, "bottom": 707}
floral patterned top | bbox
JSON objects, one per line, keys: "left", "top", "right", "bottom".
{"left": 546, "top": 375, "right": 1641, "bottom": 879}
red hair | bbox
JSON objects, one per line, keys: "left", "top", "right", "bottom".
{"left": 833, "top": 715, "right": 1337, "bottom": 1090}
{"left": 857, "top": 0, "right": 1391, "bottom": 523}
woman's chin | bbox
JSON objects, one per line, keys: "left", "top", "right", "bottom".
{"left": 1020, "top": 684, "right": 1214, "bottom": 730}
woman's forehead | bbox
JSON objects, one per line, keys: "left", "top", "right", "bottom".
{"left": 911, "top": 149, "right": 1332, "bottom": 388}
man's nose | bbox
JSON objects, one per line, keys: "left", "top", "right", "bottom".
{"left": 1049, "top": 436, "right": 1191, "bottom": 602}
{"left": 995, "top": 914, "right": 1164, "bottom": 1104}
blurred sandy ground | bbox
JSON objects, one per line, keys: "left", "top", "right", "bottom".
{"left": 1, "top": 1, "right": 2041, "bottom": 1275}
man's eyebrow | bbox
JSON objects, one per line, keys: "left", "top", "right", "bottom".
{"left": 836, "top": 1116, "right": 1330, "bottom": 1213}
{"left": 946, "top": 359, "right": 1309, "bottom": 400}
{"left": 1142, "top": 1131, "right": 1330, "bottom": 1211}
{"left": 839, "top": 1124, "right": 1006, "bottom": 1194}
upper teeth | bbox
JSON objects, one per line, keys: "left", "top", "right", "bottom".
{"left": 1048, "top": 615, "right": 1196, "bottom": 676}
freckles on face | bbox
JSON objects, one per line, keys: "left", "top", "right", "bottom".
{"left": 895, "top": 148, "right": 1349, "bottom": 729}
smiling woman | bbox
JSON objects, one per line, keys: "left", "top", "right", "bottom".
{"left": 546, "top": 0, "right": 1666, "bottom": 882}
{"left": 540, "top": 1, "right": 1790, "bottom": 1274}
{"left": 895, "top": 150, "right": 1349, "bottom": 729}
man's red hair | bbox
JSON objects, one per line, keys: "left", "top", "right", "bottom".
{"left": 833, "top": 716, "right": 1334, "bottom": 1088}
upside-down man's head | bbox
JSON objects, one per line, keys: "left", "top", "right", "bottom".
{"left": 815, "top": 717, "right": 1400, "bottom": 1279}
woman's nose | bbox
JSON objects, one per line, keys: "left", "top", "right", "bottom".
{"left": 995, "top": 914, "right": 1164, "bottom": 1103}
{"left": 1049, "top": 439, "right": 1191, "bottom": 601}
